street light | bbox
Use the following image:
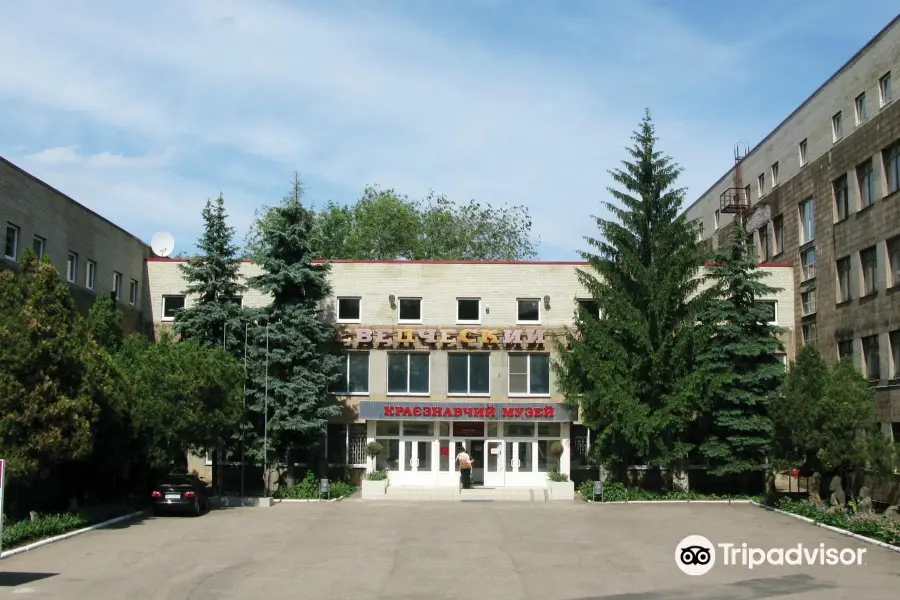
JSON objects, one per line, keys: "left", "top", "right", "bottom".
{"left": 263, "top": 319, "right": 270, "bottom": 497}
{"left": 240, "top": 321, "right": 248, "bottom": 497}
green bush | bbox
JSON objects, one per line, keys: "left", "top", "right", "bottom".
{"left": 274, "top": 472, "right": 356, "bottom": 500}
{"left": 2, "top": 513, "right": 89, "bottom": 550}
{"left": 577, "top": 480, "right": 595, "bottom": 500}
{"left": 579, "top": 481, "right": 761, "bottom": 503}
{"left": 547, "top": 470, "right": 569, "bottom": 482}
{"left": 329, "top": 481, "right": 356, "bottom": 499}
{"left": 774, "top": 499, "right": 900, "bottom": 546}
{"left": 365, "top": 469, "right": 389, "bottom": 481}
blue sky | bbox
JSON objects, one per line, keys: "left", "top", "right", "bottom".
{"left": 1, "top": 1, "right": 898, "bottom": 260}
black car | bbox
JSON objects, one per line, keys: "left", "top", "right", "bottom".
{"left": 151, "top": 474, "right": 209, "bottom": 516}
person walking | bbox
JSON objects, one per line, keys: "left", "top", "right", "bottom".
{"left": 456, "top": 446, "right": 474, "bottom": 489}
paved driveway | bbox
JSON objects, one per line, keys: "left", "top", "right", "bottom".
{"left": 0, "top": 501, "right": 898, "bottom": 599}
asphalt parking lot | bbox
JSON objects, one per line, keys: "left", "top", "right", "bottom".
{"left": 0, "top": 500, "right": 898, "bottom": 599}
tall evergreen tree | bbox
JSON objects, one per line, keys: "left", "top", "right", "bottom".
{"left": 553, "top": 111, "right": 706, "bottom": 472}
{"left": 174, "top": 194, "right": 247, "bottom": 356}
{"left": 244, "top": 177, "right": 343, "bottom": 478}
{"left": 693, "top": 221, "right": 784, "bottom": 476}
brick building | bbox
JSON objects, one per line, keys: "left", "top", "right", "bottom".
{"left": 684, "top": 16, "right": 900, "bottom": 437}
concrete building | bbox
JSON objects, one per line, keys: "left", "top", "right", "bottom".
{"left": 148, "top": 258, "right": 795, "bottom": 487}
{"left": 684, "top": 16, "right": 900, "bottom": 437}
{"left": 0, "top": 157, "right": 152, "bottom": 332}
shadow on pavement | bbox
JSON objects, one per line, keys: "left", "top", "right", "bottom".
{"left": 0, "top": 572, "right": 59, "bottom": 587}
{"left": 575, "top": 574, "right": 836, "bottom": 600}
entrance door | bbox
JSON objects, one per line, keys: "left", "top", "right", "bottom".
{"left": 484, "top": 440, "right": 505, "bottom": 487}
{"left": 404, "top": 440, "right": 434, "bottom": 484}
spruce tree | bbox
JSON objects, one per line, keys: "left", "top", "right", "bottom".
{"left": 553, "top": 111, "right": 705, "bottom": 472}
{"left": 244, "top": 178, "right": 343, "bottom": 477}
{"left": 694, "top": 221, "right": 784, "bottom": 476}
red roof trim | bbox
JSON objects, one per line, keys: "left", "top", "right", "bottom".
{"left": 704, "top": 261, "right": 793, "bottom": 268}
{"left": 145, "top": 257, "right": 591, "bottom": 265}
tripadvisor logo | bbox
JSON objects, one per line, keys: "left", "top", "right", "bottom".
{"left": 675, "top": 535, "right": 867, "bottom": 576}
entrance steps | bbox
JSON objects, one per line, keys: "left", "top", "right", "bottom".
{"left": 382, "top": 486, "right": 548, "bottom": 502}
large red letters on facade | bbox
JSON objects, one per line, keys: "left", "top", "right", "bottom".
{"left": 381, "top": 404, "right": 556, "bottom": 419}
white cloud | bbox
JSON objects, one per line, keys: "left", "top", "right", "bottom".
{"left": 28, "top": 147, "right": 176, "bottom": 170}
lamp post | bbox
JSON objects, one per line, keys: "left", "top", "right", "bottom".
{"left": 263, "top": 320, "right": 270, "bottom": 497}
{"left": 240, "top": 321, "right": 248, "bottom": 498}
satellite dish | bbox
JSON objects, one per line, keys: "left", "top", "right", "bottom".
{"left": 150, "top": 231, "right": 176, "bottom": 257}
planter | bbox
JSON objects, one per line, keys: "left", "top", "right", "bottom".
{"left": 362, "top": 479, "right": 388, "bottom": 499}
{"left": 547, "top": 480, "right": 575, "bottom": 501}
{"left": 209, "top": 496, "right": 273, "bottom": 508}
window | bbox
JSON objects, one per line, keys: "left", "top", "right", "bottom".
{"left": 162, "top": 295, "right": 186, "bottom": 320}
{"left": 838, "top": 340, "right": 854, "bottom": 360}
{"left": 855, "top": 93, "right": 867, "bottom": 124}
{"left": 862, "top": 335, "right": 880, "bottom": 380}
{"left": 891, "top": 330, "right": 900, "bottom": 379}
{"left": 86, "top": 260, "right": 97, "bottom": 290}
{"left": 337, "top": 297, "right": 361, "bottom": 322}
{"left": 888, "top": 236, "right": 900, "bottom": 287}
{"left": 771, "top": 162, "right": 779, "bottom": 186}
{"left": 113, "top": 271, "right": 122, "bottom": 300}
{"left": 772, "top": 215, "right": 783, "bottom": 255}
{"left": 857, "top": 159, "right": 875, "bottom": 209}
{"left": 879, "top": 72, "right": 892, "bottom": 106}
{"left": 4, "top": 223, "right": 19, "bottom": 260}
{"left": 66, "top": 252, "right": 78, "bottom": 283}
{"left": 802, "top": 323, "right": 818, "bottom": 346}
{"left": 576, "top": 298, "right": 600, "bottom": 319}
{"left": 860, "top": 246, "right": 877, "bottom": 295}
{"left": 448, "top": 353, "right": 490, "bottom": 395}
{"left": 798, "top": 139, "right": 808, "bottom": 166}
{"left": 397, "top": 298, "right": 421, "bottom": 322}
{"left": 798, "top": 198, "right": 815, "bottom": 244}
{"left": 801, "top": 247, "right": 816, "bottom": 281}
{"left": 836, "top": 257, "right": 851, "bottom": 302}
{"left": 508, "top": 353, "right": 550, "bottom": 396}
{"left": 330, "top": 352, "right": 369, "bottom": 394}
{"left": 129, "top": 279, "right": 138, "bottom": 305}
{"left": 220, "top": 296, "right": 242, "bottom": 307}
{"left": 757, "top": 300, "right": 777, "bottom": 325}
{"left": 387, "top": 352, "right": 429, "bottom": 394}
{"left": 456, "top": 298, "right": 481, "bottom": 323}
{"left": 714, "top": 209, "right": 720, "bottom": 229}
{"left": 833, "top": 174, "right": 849, "bottom": 221}
{"left": 517, "top": 298, "right": 541, "bottom": 323}
{"left": 801, "top": 289, "right": 817, "bottom": 316}
{"left": 757, "top": 226, "right": 771, "bottom": 261}
{"left": 832, "top": 112, "right": 843, "bottom": 142}
{"left": 32, "top": 236, "right": 45, "bottom": 259}
{"left": 757, "top": 173, "right": 765, "bottom": 196}
{"left": 884, "top": 142, "right": 900, "bottom": 195}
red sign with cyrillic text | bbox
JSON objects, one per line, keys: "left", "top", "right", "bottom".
{"left": 382, "top": 404, "right": 555, "bottom": 419}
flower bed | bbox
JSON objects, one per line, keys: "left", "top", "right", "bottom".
{"left": 576, "top": 481, "right": 761, "bottom": 503}
{"left": 772, "top": 499, "right": 900, "bottom": 547}
{"left": 2, "top": 503, "right": 144, "bottom": 551}
{"left": 274, "top": 472, "right": 356, "bottom": 500}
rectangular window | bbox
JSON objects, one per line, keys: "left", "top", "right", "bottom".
{"left": 771, "top": 162, "right": 779, "bottom": 186}
{"left": 772, "top": 215, "right": 783, "bottom": 255}
{"left": 387, "top": 352, "right": 429, "bottom": 394}
{"left": 838, "top": 340, "right": 854, "bottom": 360}
{"left": 890, "top": 330, "right": 900, "bottom": 379}
{"left": 113, "top": 271, "right": 122, "bottom": 300}
{"left": 757, "top": 173, "right": 765, "bottom": 196}
{"left": 508, "top": 353, "right": 550, "bottom": 396}
{"left": 836, "top": 257, "right": 851, "bottom": 302}
{"left": 86, "top": 260, "right": 96, "bottom": 290}
{"left": 880, "top": 71, "right": 892, "bottom": 106}
{"left": 860, "top": 246, "right": 877, "bottom": 295}
{"left": 337, "top": 297, "right": 361, "bottom": 322}
{"left": 798, "top": 139, "right": 808, "bottom": 166}
{"left": 447, "top": 353, "right": 490, "bottom": 395}
{"left": 329, "top": 352, "right": 369, "bottom": 394}
{"left": 888, "top": 236, "right": 900, "bottom": 287}
{"left": 66, "top": 252, "right": 78, "bottom": 283}
{"left": 857, "top": 159, "right": 875, "bottom": 208}
{"left": 516, "top": 298, "right": 541, "bottom": 323}
{"left": 758, "top": 226, "right": 771, "bottom": 261}
{"left": 162, "top": 295, "right": 186, "bottom": 320}
{"left": 800, "top": 247, "right": 816, "bottom": 281}
{"left": 397, "top": 298, "right": 422, "bottom": 322}
{"left": 801, "top": 289, "right": 817, "bottom": 316}
{"left": 714, "top": 209, "right": 720, "bottom": 229}
{"left": 855, "top": 92, "right": 867, "bottom": 124}
{"left": 833, "top": 174, "right": 849, "bottom": 221}
{"left": 32, "top": 236, "right": 45, "bottom": 259}
{"left": 862, "top": 335, "right": 880, "bottom": 380}
{"left": 576, "top": 298, "right": 600, "bottom": 319}
{"left": 456, "top": 298, "right": 481, "bottom": 323}
{"left": 832, "top": 112, "right": 843, "bottom": 142}
{"left": 802, "top": 323, "right": 818, "bottom": 346}
{"left": 884, "top": 142, "right": 900, "bottom": 195}
{"left": 4, "top": 223, "right": 19, "bottom": 260}
{"left": 757, "top": 300, "right": 777, "bottom": 325}
{"left": 798, "top": 198, "right": 815, "bottom": 244}
{"left": 129, "top": 279, "right": 138, "bottom": 305}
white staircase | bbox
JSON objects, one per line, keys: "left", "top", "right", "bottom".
{"left": 382, "top": 486, "right": 547, "bottom": 502}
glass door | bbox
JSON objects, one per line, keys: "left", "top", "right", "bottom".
{"left": 404, "top": 440, "right": 433, "bottom": 473}
{"left": 484, "top": 440, "right": 505, "bottom": 487}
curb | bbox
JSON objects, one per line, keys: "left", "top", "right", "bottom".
{"left": 584, "top": 499, "right": 753, "bottom": 504}
{"left": 276, "top": 496, "right": 345, "bottom": 503}
{"left": 751, "top": 501, "right": 900, "bottom": 554}
{"left": 0, "top": 509, "right": 148, "bottom": 560}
